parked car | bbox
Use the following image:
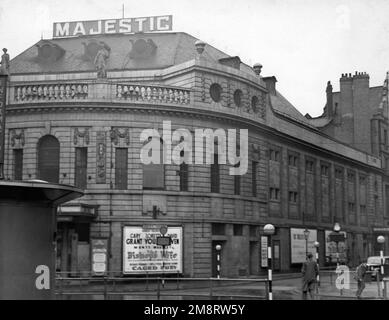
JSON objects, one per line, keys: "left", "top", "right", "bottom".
{"left": 366, "top": 256, "right": 389, "bottom": 280}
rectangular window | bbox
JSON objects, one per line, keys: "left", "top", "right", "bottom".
{"left": 384, "top": 129, "right": 388, "bottom": 146}
{"left": 288, "top": 155, "right": 298, "bottom": 167}
{"left": 360, "top": 205, "right": 367, "bottom": 215}
{"left": 321, "top": 165, "right": 329, "bottom": 176}
{"left": 211, "top": 153, "right": 220, "bottom": 193}
{"left": 385, "top": 185, "right": 389, "bottom": 218}
{"left": 233, "top": 224, "right": 243, "bottom": 236}
{"left": 288, "top": 191, "right": 298, "bottom": 203}
{"left": 179, "top": 163, "right": 189, "bottom": 191}
{"left": 269, "top": 187, "right": 280, "bottom": 200}
{"left": 359, "top": 175, "right": 366, "bottom": 185}
{"left": 212, "top": 223, "right": 225, "bottom": 235}
{"left": 13, "top": 149, "right": 23, "bottom": 180}
{"left": 234, "top": 162, "right": 241, "bottom": 195}
{"left": 269, "top": 149, "right": 280, "bottom": 162}
{"left": 249, "top": 225, "right": 257, "bottom": 237}
{"left": 115, "top": 148, "right": 128, "bottom": 190}
{"left": 252, "top": 161, "right": 258, "bottom": 197}
{"left": 347, "top": 171, "right": 355, "bottom": 182}
{"left": 335, "top": 168, "right": 343, "bottom": 179}
{"left": 75, "top": 147, "right": 87, "bottom": 189}
{"left": 306, "top": 160, "right": 314, "bottom": 172}
{"left": 348, "top": 202, "right": 355, "bottom": 213}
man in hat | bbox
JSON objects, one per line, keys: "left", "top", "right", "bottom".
{"left": 301, "top": 252, "right": 319, "bottom": 300}
{"left": 354, "top": 262, "right": 368, "bottom": 299}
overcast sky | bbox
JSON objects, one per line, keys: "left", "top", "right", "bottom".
{"left": 1, "top": 0, "right": 388, "bottom": 116}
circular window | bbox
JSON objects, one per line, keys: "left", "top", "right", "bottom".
{"left": 210, "top": 83, "right": 222, "bottom": 102}
{"left": 233, "top": 89, "right": 243, "bottom": 107}
{"left": 251, "top": 96, "right": 259, "bottom": 113}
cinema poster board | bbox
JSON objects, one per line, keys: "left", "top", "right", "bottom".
{"left": 123, "top": 225, "right": 182, "bottom": 274}
{"left": 290, "top": 228, "right": 317, "bottom": 263}
{"left": 91, "top": 238, "right": 108, "bottom": 276}
{"left": 325, "top": 230, "right": 347, "bottom": 264}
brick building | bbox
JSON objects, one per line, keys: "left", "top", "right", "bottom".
{"left": 307, "top": 72, "right": 389, "bottom": 254}
{"left": 1, "top": 30, "right": 386, "bottom": 277}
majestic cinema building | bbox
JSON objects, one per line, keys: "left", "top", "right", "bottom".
{"left": 1, "top": 17, "right": 388, "bottom": 277}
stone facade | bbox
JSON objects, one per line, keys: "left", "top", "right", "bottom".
{"left": 2, "top": 32, "right": 386, "bottom": 278}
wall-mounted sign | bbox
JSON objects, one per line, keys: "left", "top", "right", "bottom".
{"left": 0, "top": 75, "right": 7, "bottom": 179}
{"left": 91, "top": 238, "right": 108, "bottom": 276}
{"left": 325, "top": 230, "right": 347, "bottom": 264}
{"left": 123, "top": 226, "right": 182, "bottom": 274}
{"left": 53, "top": 15, "right": 173, "bottom": 38}
{"left": 290, "top": 228, "right": 317, "bottom": 263}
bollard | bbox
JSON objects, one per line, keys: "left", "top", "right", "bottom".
{"left": 157, "top": 277, "right": 161, "bottom": 300}
{"left": 104, "top": 276, "right": 108, "bottom": 300}
{"left": 267, "top": 239, "right": 273, "bottom": 300}
{"left": 209, "top": 278, "right": 213, "bottom": 299}
{"left": 377, "top": 273, "right": 381, "bottom": 298}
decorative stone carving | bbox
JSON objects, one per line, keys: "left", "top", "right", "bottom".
{"left": 251, "top": 143, "right": 260, "bottom": 160}
{"left": 110, "top": 128, "right": 129, "bottom": 146}
{"left": 9, "top": 129, "right": 25, "bottom": 148}
{"left": 73, "top": 128, "right": 90, "bottom": 145}
{"left": 116, "top": 84, "right": 190, "bottom": 104}
{"left": 201, "top": 74, "right": 206, "bottom": 102}
{"left": 36, "top": 41, "right": 65, "bottom": 63}
{"left": 129, "top": 39, "right": 157, "bottom": 59}
{"left": 96, "top": 131, "right": 106, "bottom": 184}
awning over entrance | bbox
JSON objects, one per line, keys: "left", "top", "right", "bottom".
{"left": 57, "top": 203, "right": 98, "bottom": 222}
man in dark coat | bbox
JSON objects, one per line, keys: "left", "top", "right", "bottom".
{"left": 355, "top": 262, "right": 368, "bottom": 299}
{"left": 302, "top": 253, "right": 319, "bottom": 300}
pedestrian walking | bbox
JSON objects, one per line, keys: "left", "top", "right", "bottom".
{"left": 302, "top": 253, "right": 319, "bottom": 300}
{"left": 354, "top": 262, "right": 368, "bottom": 299}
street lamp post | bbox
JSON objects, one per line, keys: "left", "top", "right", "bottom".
{"left": 314, "top": 241, "right": 320, "bottom": 290}
{"left": 264, "top": 224, "right": 275, "bottom": 300}
{"left": 215, "top": 244, "right": 222, "bottom": 279}
{"left": 333, "top": 223, "right": 341, "bottom": 267}
{"left": 303, "top": 228, "right": 310, "bottom": 258}
{"left": 377, "top": 235, "right": 386, "bottom": 297}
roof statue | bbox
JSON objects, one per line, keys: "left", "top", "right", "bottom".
{"left": 0, "top": 48, "right": 10, "bottom": 75}
{"left": 378, "top": 71, "right": 389, "bottom": 116}
{"left": 94, "top": 43, "right": 110, "bottom": 78}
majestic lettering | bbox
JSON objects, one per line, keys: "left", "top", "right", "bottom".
{"left": 53, "top": 16, "right": 172, "bottom": 38}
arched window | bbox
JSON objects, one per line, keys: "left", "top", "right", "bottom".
{"left": 37, "top": 135, "right": 60, "bottom": 183}
{"left": 143, "top": 137, "right": 165, "bottom": 190}
{"left": 233, "top": 89, "right": 243, "bottom": 107}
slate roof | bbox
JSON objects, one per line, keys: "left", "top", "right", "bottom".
{"left": 10, "top": 32, "right": 256, "bottom": 75}
{"left": 270, "top": 90, "right": 318, "bottom": 129}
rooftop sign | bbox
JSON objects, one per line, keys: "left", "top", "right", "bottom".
{"left": 53, "top": 15, "right": 172, "bottom": 38}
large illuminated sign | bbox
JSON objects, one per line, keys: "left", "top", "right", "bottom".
{"left": 53, "top": 15, "right": 172, "bottom": 38}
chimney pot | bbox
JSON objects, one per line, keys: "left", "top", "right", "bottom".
{"left": 253, "top": 63, "right": 262, "bottom": 76}
{"left": 195, "top": 40, "right": 206, "bottom": 55}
